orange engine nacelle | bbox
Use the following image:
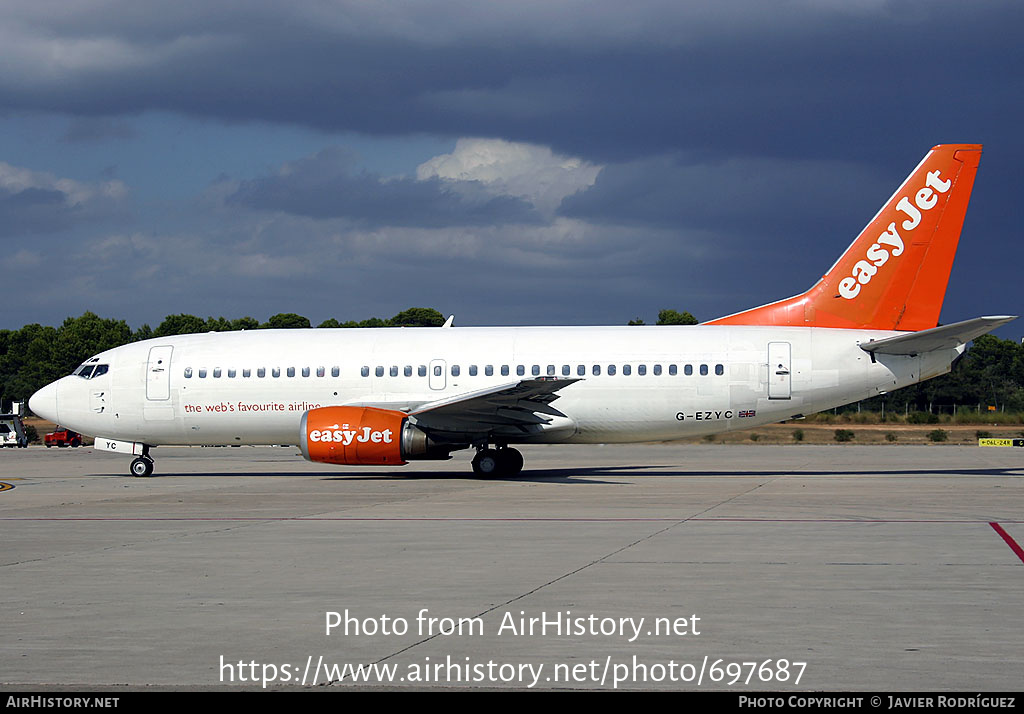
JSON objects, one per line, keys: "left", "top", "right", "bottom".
{"left": 301, "top": 405, "right": 457, "bottom": 465}
{"left": 301, "top": 406, "right": 410, "bottom": 465}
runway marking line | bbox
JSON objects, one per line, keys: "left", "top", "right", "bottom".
{"left": 990, "top": 522, "right": 1024, "bottom": 564}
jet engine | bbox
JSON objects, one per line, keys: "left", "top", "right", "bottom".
{"left": 299, "top": 406, "right": 452, "bottom": 465}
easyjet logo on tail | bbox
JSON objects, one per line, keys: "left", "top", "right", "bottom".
{"left": 838, "top": 169, "right": 952, "bottom": 300}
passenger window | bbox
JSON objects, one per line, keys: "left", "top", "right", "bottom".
{"left": 532, "top": 365, "right": 540, "bottom": 376}
{"left": 331, "top": 367, "right": 340, "bottom": 377}
{"left": 272, "top": 368, "right": 281, "bottom": 378}
{"left": 485, "top": 365, "right": 494, "bottom": 376}
{"left": 375, "top": 366, "right": 384, "bottom": 377}
{"left": 184, "top": 368, "right": 192, "bottom": 379}
{"left": 469, "top": 365, "right": 478, "bottom": 376}
{"left": 228, "top": 369, "right": 236, "bottom": 378}
{"left": 669, "top": 365, "right": 678, "bottom": 376}
{"left": 517, "top": 365, "right": 525, "bottom": 376}
{"left": 199, "top": 369, "right": 207, "bottom": 378}
{"left": 243, "top": 368, "right": 251, "bottom": 378}
{"left": 287, "top": 367, "right": 295, "bottom": 377}
{"left": 684, "top": 364, "right": 693, "bottom": 376}
{"left": 593, "top": 365, "right": 601, "bottom": 376}
{"left": 577, "top": 365, "right": 586, "bottom": 376}
{"left": 419, "top": 365, "right": 427, "bottom": 377}
{"left": 700, "top": 364, "right": 708, "bottom": 376}
{"left": 502, "top": 365, "right": 510, "bottom": 376}
{"left": 213, "top": 368, "right": 222, "bottom": 378}
{"left": 361, "top": 366, "right": 369, "bottom": 377}
{"left": 317, "top": 367, "right": 325, "bottom": 377}
{"left": 258, "top": 368, "right": 266, "bottom": 378}
{"left": 434, "top": 366, "right": 442, "bottom": 377}
{"left": 608, "top": 365, "right": 617, "bottom": 376}
{"left": 562, "top": 365, "right": 571, "bottom": 376}
{"left": 715, "top": 364, "right": 724, "bottom": 376}
{"left": 638, "top": 365, "right": 646, "bottom": 376}
{"left": 653, "top": 364, "right": 662, "bottom": 376}
{"left": 390, "top": 366, "right": 399, "bottom": 377}
{"left": 404, "top": 366, "right": 413, "bottom": 377}
{"left": 623, "top": 365, "right": 631, "bottom": 376}
{"left": 302, "top": 367, "right": 310, "bottom": 377}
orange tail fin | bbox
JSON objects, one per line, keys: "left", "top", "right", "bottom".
{"left": 706, "top": 144, "right": 982, "bottom": 331}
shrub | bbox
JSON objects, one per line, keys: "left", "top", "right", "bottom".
{"left": 927, "top": 429, "right": 948, "bottom": 443}
{"left": 885, "top": 432, "right": 898, "bottom": 442}
{"left": 749, "top": 433, "right": 760, "bottom": 442}
{"left": 834, "top": 429, "right": 855, "bottom": 442}
{"left": 975, "top": 430, "right": 992, "bottom": 440}
{"left": 792, "top": 429, "right": 804, "bottom": 442}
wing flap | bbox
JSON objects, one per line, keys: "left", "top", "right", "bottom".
{"left": 409, "top": 377, "right": 581, "bottom": 434}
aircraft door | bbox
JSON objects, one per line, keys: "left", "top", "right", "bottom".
{"left": 429, "top": 359, "right": 446, "bottom": 390}
{"left": 767, "top": 342, "right": 792, "bottom": 400}
{"left": 146, "top": 346, "right": 173, "bottom": 401}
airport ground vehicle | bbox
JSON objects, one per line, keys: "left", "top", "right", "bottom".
{"left": 0, "top": 415, "right": 29, "bottom": 448}
{"left": 44, "top": 427, "right": 83, "bottom": 448}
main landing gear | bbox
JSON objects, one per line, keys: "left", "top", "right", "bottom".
{"left": 471, "top": 446, "right": 524, "bottom": 477}
{"left": 129, "top": 445, "right": 154, "bottom": 477}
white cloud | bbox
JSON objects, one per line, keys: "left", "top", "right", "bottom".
{"left": 0, "top": 161, "right": 128, "bottom": 206}
{"left": 416, "top": 138, "right": 601, "bottom": 215}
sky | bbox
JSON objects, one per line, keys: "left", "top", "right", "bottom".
{"left": 1, "top": 0, "right": 1021, "bottom": 336}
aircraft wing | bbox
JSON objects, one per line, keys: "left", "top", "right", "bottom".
{"left": 859, "top": 315, "right": 1017, "bottom": 356}
{"left": 344, "top": 377, "right": 581, "bottom": 436}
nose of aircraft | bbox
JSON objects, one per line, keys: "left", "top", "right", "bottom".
{"left": 29, "top": 381, "right": 59, "bottom": 424}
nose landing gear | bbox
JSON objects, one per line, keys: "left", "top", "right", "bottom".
{"left": 129, "top": 445, "right": 154, "bottom": 477}
{"left": 471, "top": 445, "right": 524, "bottom": 477}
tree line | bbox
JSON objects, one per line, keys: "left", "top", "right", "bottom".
{"left": 2, "top": 308, "right": 1021, "bottom": 414}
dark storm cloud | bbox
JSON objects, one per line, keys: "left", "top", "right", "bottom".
{"left": 1, "top": 1, "right": 1020, "bottom": 334}
{"left": 62, "top": 117, "right": 136, "bottom": 143}
{"left": 225, "top": 148, "right": 541, "bottom": 227}
{"left": 559, "top": 154, "right": 886, "bottom": 237}
{"left": 3, "top": 1, "right": 1021, "bottom": 163}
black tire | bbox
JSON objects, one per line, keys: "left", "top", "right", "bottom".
{"left": 498, "top": 448, "right": 524, "bottom": 476}
{"left": 130, "top": 457, "right": 154, "bottom": 477}
{"left": 471, "top": 449, "right": 502, "bottom": 477}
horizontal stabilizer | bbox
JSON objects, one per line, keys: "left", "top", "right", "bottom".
{"left": 859, "top": 316, "right": 1017, "bottom": 356}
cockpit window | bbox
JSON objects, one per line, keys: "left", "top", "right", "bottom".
{"left": 73, "top": 363, "right": 109, "bottom": 379}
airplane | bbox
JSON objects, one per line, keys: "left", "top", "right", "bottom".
{"left": 28, "top": 144, "right": 1015, "bottom": 478}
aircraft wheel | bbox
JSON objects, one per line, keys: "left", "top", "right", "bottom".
{"left": 497, "top": 448, "right": 524, "bottom": 476}
{"left": 130, "top": 457, "right": 154, "bottom": 478}
{"left": 471, "top": 449, "right": 502, "bottom": 477}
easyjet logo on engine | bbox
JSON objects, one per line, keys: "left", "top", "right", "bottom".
{"left": 838, "top": 169, "right": 952, "bottom": 300}
{"left": 310, "top": 423, "right": 394, "bottom": 446}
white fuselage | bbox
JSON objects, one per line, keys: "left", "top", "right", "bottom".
{"left": 37, "top": 325, "right": 958, "bottom": 447}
